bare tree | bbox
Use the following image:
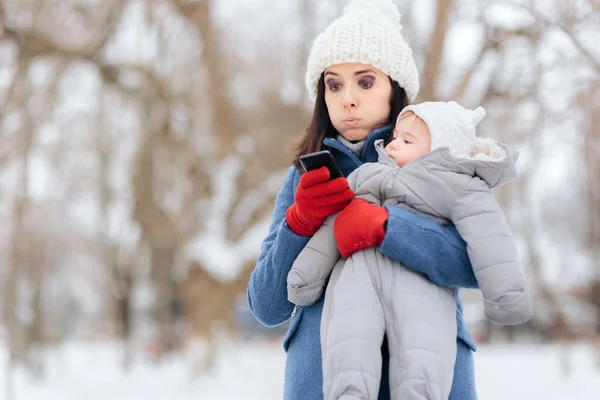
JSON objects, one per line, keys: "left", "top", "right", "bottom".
{"left": 579, "top": 81, "right": 600, "bottom": 363}
{"left": 2, "top": 55, "right": 34, "bottom": 400}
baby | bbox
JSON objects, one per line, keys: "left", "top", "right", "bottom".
{"left": 287, "top": 101, "right": 534, "bottom": 400}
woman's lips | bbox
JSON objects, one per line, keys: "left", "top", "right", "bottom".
{"left": 343, "top": 118, "right": 360, "bottom": 126}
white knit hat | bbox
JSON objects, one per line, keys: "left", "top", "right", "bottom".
{"left": 305, "top": 0, "right": 419, "bottom": 103}
{"left": 399, "top": 101, "right": 487, "bottom": 155}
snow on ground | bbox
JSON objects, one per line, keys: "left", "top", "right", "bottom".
{"left": 2, "top": 341, "right": 599, "bottom": 400}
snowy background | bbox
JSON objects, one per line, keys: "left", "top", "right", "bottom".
{"left": 2, "top": 341, "right": 600, "bottom": 400}
{"left": 0, "top": 0, "right": 598, "bottom": 399}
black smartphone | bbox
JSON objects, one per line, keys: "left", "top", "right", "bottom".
{"left": 299, "top": 150, "right": 343, "bottom": 180}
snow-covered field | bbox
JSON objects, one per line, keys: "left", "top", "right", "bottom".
{"left": 2, "top": 341, "right": 599, "bottom": 400}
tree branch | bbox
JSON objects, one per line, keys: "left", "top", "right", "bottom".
{"left": 498, "top": 1, "right": 600, "bottom": 74}
{"left": 448, "top": 41, "right": 491, "bottom": 101}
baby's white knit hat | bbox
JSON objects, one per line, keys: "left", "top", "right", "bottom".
{"left": 305, "top": 0, "right": 419, "bottom": 103}
{"left": 399, "top": 101, "right": 487, "bottom": 155}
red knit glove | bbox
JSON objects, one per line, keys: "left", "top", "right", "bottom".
{"left": 334, "top": 198, "right": 388, "bottom": 258}
{"left": 286, "top": 167, "right": 354, "bottom": 236}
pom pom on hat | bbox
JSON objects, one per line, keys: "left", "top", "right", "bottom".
{"left": 471, "top": 106, "right": 486, "bottom": 124}
{"left": 344, "top": 0, "right": 402, "bottom": 27}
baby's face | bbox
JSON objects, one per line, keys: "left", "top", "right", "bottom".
{"left": 384, "top": 112, "right": 431, "bottom": 167}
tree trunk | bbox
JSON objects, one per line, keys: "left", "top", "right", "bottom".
{"left": 176, "top": 0, "right": 236, "bottom": 159}
{"left": 581, "top": 83, "right": 600, "bottom": 337}
{"left": 2, "top": 56, "right": 34, "bottom": 400}
{"left": 151, "top": 245, "right": 180, "bottom": 355}
{"left": 420, "top": 0, "right": 454, "bottom": 101}
{"left": 131, "top": 100, "right": 182, "bottom": 359}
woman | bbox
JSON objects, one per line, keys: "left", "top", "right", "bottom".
{"left": 248, "top": 1, "right": 479, "bottom": 399}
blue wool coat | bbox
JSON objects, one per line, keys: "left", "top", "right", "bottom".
{"left": 248, "top": 126, "right": 479, "bottom": 399}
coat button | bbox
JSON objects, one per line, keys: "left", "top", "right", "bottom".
{"left": 353, "top": 243, "right": 359, "bottom": 250}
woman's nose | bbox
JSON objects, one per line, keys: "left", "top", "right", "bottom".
{"left": 342, "top": 87, "right": 358, "bottom": 108}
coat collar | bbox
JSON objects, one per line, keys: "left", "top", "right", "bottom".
{"left": 323, "top": 125, "right": 393, "bottom": 177}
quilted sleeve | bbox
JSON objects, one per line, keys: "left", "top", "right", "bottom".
{"left": 450, "top": 177, "right": 533, "bottom": 325}
{"left": 347, "top": 162, "right": 389, "bottom": 205}
{"left": 287, "top": 214, "right": 340, "bottom": 306}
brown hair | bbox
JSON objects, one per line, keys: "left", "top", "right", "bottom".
{"left": 292, "top": 74, "right": 410, "bottom": 170}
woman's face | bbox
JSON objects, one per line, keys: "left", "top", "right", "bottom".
{"left": 323, "top": 63, "right": 392, "bottom": 142}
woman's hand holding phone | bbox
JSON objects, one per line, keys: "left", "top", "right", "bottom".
{"left": 286, "top": 167, "right": 354, "bottom": 237}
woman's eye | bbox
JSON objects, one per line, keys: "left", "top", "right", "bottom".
{"left": 327, "top": 82, "right": 341, "bottom": 92}
{"left": 359, "top": 79, "right": 373, "bottom": 89}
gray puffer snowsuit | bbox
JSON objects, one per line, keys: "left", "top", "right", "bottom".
{"left": 287, "top": 138, "right": 533, "bottom": 400}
